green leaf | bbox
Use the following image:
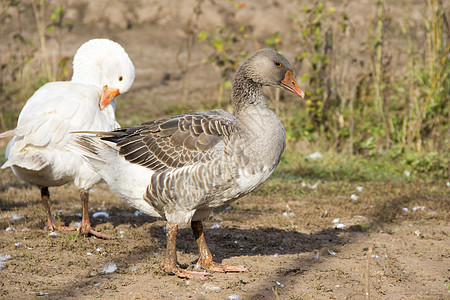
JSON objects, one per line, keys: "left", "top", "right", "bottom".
{"left": 197, "top": 31, "right": 208, "bottom": 41}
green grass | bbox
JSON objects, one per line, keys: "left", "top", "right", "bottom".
{"left": 277, "top": 143, "right": 449, "bottom": 182}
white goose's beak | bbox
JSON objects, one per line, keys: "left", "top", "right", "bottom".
{"left": 99, "top": 85, "right": 120, "bottom": 110}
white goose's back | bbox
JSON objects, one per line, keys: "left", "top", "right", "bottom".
{"left": 3, "top": 81, "right": 118, "bottom": 189}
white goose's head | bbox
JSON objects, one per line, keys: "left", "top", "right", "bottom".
{"left": 71, "top": 38, "right": 135, "bottom": 110}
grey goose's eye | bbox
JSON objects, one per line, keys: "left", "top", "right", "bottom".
{"left": 119, "top": 76, "right": 123, "bottom": 81}
{"left": 274, "top": 61, "right": 282, "bottom": 67}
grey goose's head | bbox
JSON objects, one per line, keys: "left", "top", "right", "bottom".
{"left": 232, "top": 49, "right": 305, "bottom": 112}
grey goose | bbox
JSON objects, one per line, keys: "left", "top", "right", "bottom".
{"left": 0, "top": 39, "right": 135, "bottom": 239}
{"left": 73, "top": 48, "right": 305, "bottom": 278}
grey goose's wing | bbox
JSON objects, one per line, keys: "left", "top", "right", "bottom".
{"left": 101, "top": 110, "right": 236, "bottom": 171}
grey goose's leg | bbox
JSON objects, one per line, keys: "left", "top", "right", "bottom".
{"left": 191, "top": 220, "right": 248, "bottom": 273}
{"left": 161, "top": 222, "right": 210, "bottom": 279}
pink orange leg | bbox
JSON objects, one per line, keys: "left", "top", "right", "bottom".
{"left": 41, "top": 187, "right": 76, "bottom": 232}
{"left": 78, "top": 188, "right": 114, "bottom": 239}
{"left": 191, "top": 220, "right": 248, "bottom": 273}
{"left": 161, "top": 222, "right": 210, "bottom": 279}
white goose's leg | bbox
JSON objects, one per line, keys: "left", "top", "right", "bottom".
{"left": 191, "top": 220, "right": 248, "bottom": 273}
{"left": 78, "top": 188, "right": 114, "bottom": 239}
{"left": 41, "top": 187, "right": 76, "bottom": 232}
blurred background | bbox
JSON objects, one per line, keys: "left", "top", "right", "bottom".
{"left": 0, "top": 0, "right": 449, "bottom": 181}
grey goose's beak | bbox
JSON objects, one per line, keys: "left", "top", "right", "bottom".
{"left": 280, "top": 70, "right": 305, "bottom": 98}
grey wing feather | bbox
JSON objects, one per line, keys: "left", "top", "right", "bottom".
{"left": 103, "top": 111, "right": 236, "bottom": 171}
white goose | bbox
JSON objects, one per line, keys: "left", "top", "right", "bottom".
{"left": 74, "top": 49, "right": 304, "bottom": 278}
{"left": 0, "top": 38, "right": 135, "bottom": 239}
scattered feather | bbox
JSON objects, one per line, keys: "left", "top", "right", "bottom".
{"left": 332, "top": 218, "right": 340, "bottom": 224}
{"left": 350, "top": 194, "right": 358, "bottom": 200}
{"left": 274, "top": 253, "right": 279, "bottom": 258}
{"left": 283, "top": 204, "right": 295, "bottom": 217}
{"left": 204, "top": 284, "right": 221, "bottom": 291}
{"left": 93, "top": 212, "right": 109, "bottom": 218}
{"left": 334, "top": 223, "right": 346, "bottom": 229}
{"left": 356, "top": 186, "right": 363, "bottom": 192}
{"left": 87, "top": 252, "right": 93, "bottom": 256}
{"left": 229, "top": 294, "right": 240, "bottom": 300}
{"left": 275, "top": 281, "right": 284, "bottom": 287}
{"left": 306, "top": 151, "right": 322, "bottom": 160}
{"left": 102, "top": 262, "right": 117, "bottom": 274}
{"left": 402, "top": 207, "right": 409, "bottom": 212}
{"left": 5, "top": 227, "right": 16, "bottom": 232}
{"left": 412, "top": 206, "right": 425, "bottom": 212}
{"left": 134, "top": 210, "right": 144, "bottom": 216}
{"left": 129, "top": 265, "right": 139, "bottom": 272}
{"left": 210, "top": 223, "right": 221, "bottom": 229}
{"left": 0, "top": 254, "right": 12, "bottom": 270}
{"left": 10, "top": 214, "right": 24, "bottom": 221}
{"left": 119, "top": 230, "right": 125, "bottom": 238}
{"left": 48, "top": 232, "right": 59, "bottom": 236}
{"left": 309, "top": 182, "right": 319, "bottom": 189}
{"left": 328, "top": 249, "right": 336, "bottom": 256}
{"left": 404, "top": 170, "right": 411, "bottom": 177}
{"left": 14, "top": 242, "right": 21, "bottom": 247}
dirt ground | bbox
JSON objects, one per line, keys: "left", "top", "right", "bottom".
{"left": 1, "top": 172, "right": 449, "bottom": 300}
{"left": 1, "top": 1, "right": 449, "bottom": 299}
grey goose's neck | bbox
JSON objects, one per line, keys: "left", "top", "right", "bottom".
{"left": 231, "top": 70, "right": 266, "bottom": 115}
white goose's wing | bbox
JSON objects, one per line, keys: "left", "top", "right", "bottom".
{"left": 2, "top": 82, "right": 118, "bottom": 171}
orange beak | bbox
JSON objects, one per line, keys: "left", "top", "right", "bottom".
{"left": 99, "top": 85, "right": 120, "bottom": 110}
{"left": 280, "top": 70, "right": 305, "bottom": 98}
